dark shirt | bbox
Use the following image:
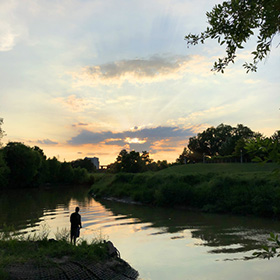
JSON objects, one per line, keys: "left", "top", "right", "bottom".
{"left": 70, "top": 212, "right": 81, "bottom": 229}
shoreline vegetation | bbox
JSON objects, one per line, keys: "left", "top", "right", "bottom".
{"left": 91, "top": 163, "right": 280, "bottom": 219}
{"left": 0, "top": 229, "right": 139, "bottom": 280}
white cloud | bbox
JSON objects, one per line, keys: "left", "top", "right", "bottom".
{"left": 0, "top": 1, "right": 28, "bottom": 51}
{"left": 0, "top": 23, "right": 18, "bottom": 51}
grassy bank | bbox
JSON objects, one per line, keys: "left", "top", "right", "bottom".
{"left": 0, "top": 228, "right": 140, "bottom": 280}
{"left": 91, "top": 163, "right": 280, "bottom": 218}
{"left": 0, "top": 239, "right": 107, "bottom": 279}
{"left": 0, "top": 229, "right": 108, "bottom": 277}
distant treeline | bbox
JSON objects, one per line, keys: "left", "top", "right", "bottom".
{"left": 0, "top": 142, "right": 96, "bottom": 189}
{"left": 0, "top": 121, "right": 279, "bottom": 189}
{"left": 106, "top": 124, "right": 280, "bottom": 173}
{"left": 176, "top": 124, "right": 280, "bottom": 164}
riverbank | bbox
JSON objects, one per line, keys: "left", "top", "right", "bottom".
{"left": 91, "top": 163, "right": 280, "bottom": 219}
{"left": 0, "top": 238, "right": 139, "bottom": 280}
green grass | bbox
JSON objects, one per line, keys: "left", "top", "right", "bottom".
{"left": 0, "top": 227, "right": 109, "bottom": 269}
{"left": 157, "top": 163, "right": 278, "bottom": 176}
{"left": 91, "top": 163, "right": 280, "bottom": 218}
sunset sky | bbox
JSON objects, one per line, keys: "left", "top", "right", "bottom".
{"left": 1, "top": 0, "right": 279, "bottom": 165}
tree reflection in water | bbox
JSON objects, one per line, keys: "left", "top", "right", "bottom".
{"left": 1, "top": 188, "right": 280, "bottom": 260}
{"left": 0, "top": 186, "right": 91, "bottom": 233}
{"left": 98, "top": 198, "right": 280, "bottom": 258}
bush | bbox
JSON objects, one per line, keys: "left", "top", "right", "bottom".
{"left": 73, "top": 167, "right": 89, "bottom": 184}
{"left": 91, "top": 170, "right": 279, "bottom": 219}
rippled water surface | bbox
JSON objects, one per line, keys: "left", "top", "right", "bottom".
{"left": 1, "top": 186, "right": 280, "bottom": 280}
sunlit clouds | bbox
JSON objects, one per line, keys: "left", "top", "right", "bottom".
{"left": 0, "top": 0, "right": 279, "bottom": 164}
{"left": 54, "top": 95, "right": 96, "bottom": 113}
{"left": 37, "top": 139, "right": 58, "bottom": 145}
{"left": 68, "top": 126, "right": 193, "bottom": 150}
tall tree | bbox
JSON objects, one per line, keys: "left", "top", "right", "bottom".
{"left": 187, "top": 123, "right": 257, "bottom": 160}
{"left": 0, "top": 118, "right": 5, "bottom": 146}
{"left": 71, "top": 158, "right": 96, "bottom": 172}
{"left": 185, "top": 0, "right": 280, "bottom": 72}
{"left": 111, "top": 149, "right": 155, "bottom": 173}
{"left": 0, "top": 150, "right": 9, "bottom": 189}
{"left": 188, "top": 124, "right": 235, "bottom": 157}
{"left": 245, "top": 135, "right": 280, "bottom": 163}
{"left": 3, "top": 142, "right": 44, "bottom": 188}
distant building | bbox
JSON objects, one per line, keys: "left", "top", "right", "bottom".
{"left": 85, "top": 157, "right": 100, "bottom": 170}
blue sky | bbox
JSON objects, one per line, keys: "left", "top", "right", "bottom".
{"left": 1, "top": 0, "right": 279, "bottom": 164}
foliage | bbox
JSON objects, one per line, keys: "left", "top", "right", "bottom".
{"left": 46, "top": 157, "right": 61, "bottom": 184}
{"left": 245, "top": 135, "right": 280, "bottom": 164}
{"left": 0, "top": 142, "right": 95, "bottom": 189}
{"left": 178, "top": 123, "right": 257, "bottom": 163}
{"left": 113, "top": 149, "right": 144, "bottom": 173}
{"left": 58, "top": 162, "right": 75, "bottom": 184}
{"left": 185, "top": 0, "right": 280, "bottom": 72}
{"left": 176, "top": 147, "right": 198, "bottom": 164}
{"left": 71, "top": 158, "right": 96, "bottom": 173}
{"left": 2, "top": 142, "right": 44, "bottom": 188}
{"left": 245, "top": 134, "right": 280, "bottom": 177}
{"left": 91, "top": 163, "right": 279, "bottom": 219}
{"left": 0, "top": 151, "right": 9, "bottom": 189}
{"left": 178, "top": 124, "right": 279, "bottom": 165}
{"left": 109, "top": 149, "right": 169, "bottom": 173}
{"left": 253, "top": 233, "right": 280, "bottom": 259}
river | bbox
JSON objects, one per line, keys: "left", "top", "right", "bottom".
{"left": 1, "top": 186, "right": 280, "bottom": 280}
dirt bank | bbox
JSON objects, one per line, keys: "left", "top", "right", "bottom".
{"left": 5, "top": 257, "right": 139, "bottom": 280}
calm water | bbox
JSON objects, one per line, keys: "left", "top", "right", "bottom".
{"left": 1, "top": 186, "right": 280, "bottom": 280}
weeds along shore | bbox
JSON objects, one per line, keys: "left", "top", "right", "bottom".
{"left": 91, "top": 163, "right": 280, "bottom": 219}
{"left": 0, "top": 228, "right": 139, "bottom": 280}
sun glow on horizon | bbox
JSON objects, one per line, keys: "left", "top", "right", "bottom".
{"left": 125, "top": 137, "right": 147, "bottom": 144}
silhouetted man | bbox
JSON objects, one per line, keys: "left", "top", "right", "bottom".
{"left": 70, "top": 206, "right": 82, "bottom": 245}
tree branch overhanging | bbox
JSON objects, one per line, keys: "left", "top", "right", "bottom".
{"left": 185, "top": 0, "right": 280, "bottom": 72}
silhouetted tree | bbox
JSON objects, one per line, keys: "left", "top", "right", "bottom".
{"left": 59, "top": 162, "right": 74, "bottom": 184}
{"left": 156, "top": 160, "right": 169, "bottom": 170}
{"left": 3, "top": 142, "right": 44, "bottom": 188}
{"left": 188, "top": 124, "right": 234, "bottom": 158}
{"left": 0, "top": 150, "right": 9, "bottom": 189}
{"left": 177, "top": 147, "right": 202, "bottom": 164}
{"left": 185, "top": 123, "right": 258, "bottom": 161}
{"left": 71, "top": 158, "right": 96, "bottom": 172}
{"left": 111, "top": 149, "right": 161, "bottom": 173}
{"left": 46, "top": 157, "right": 61, "bottom": 184}
{"left": 32, "top": 146, "right": 48, "bottom": 185}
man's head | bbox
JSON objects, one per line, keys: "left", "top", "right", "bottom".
{"left": 75, "top": 207, "right": 80, "bottom": 213}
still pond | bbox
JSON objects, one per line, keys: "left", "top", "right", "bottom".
{"left": 0, "top": 186, "right": 280, "bottom": 280}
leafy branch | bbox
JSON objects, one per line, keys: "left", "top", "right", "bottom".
{"left": 185, "top": 0, "right": 280, "bottom": 72}
{"left": 253, "top": 233, "right": 280, "bottom": 259}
